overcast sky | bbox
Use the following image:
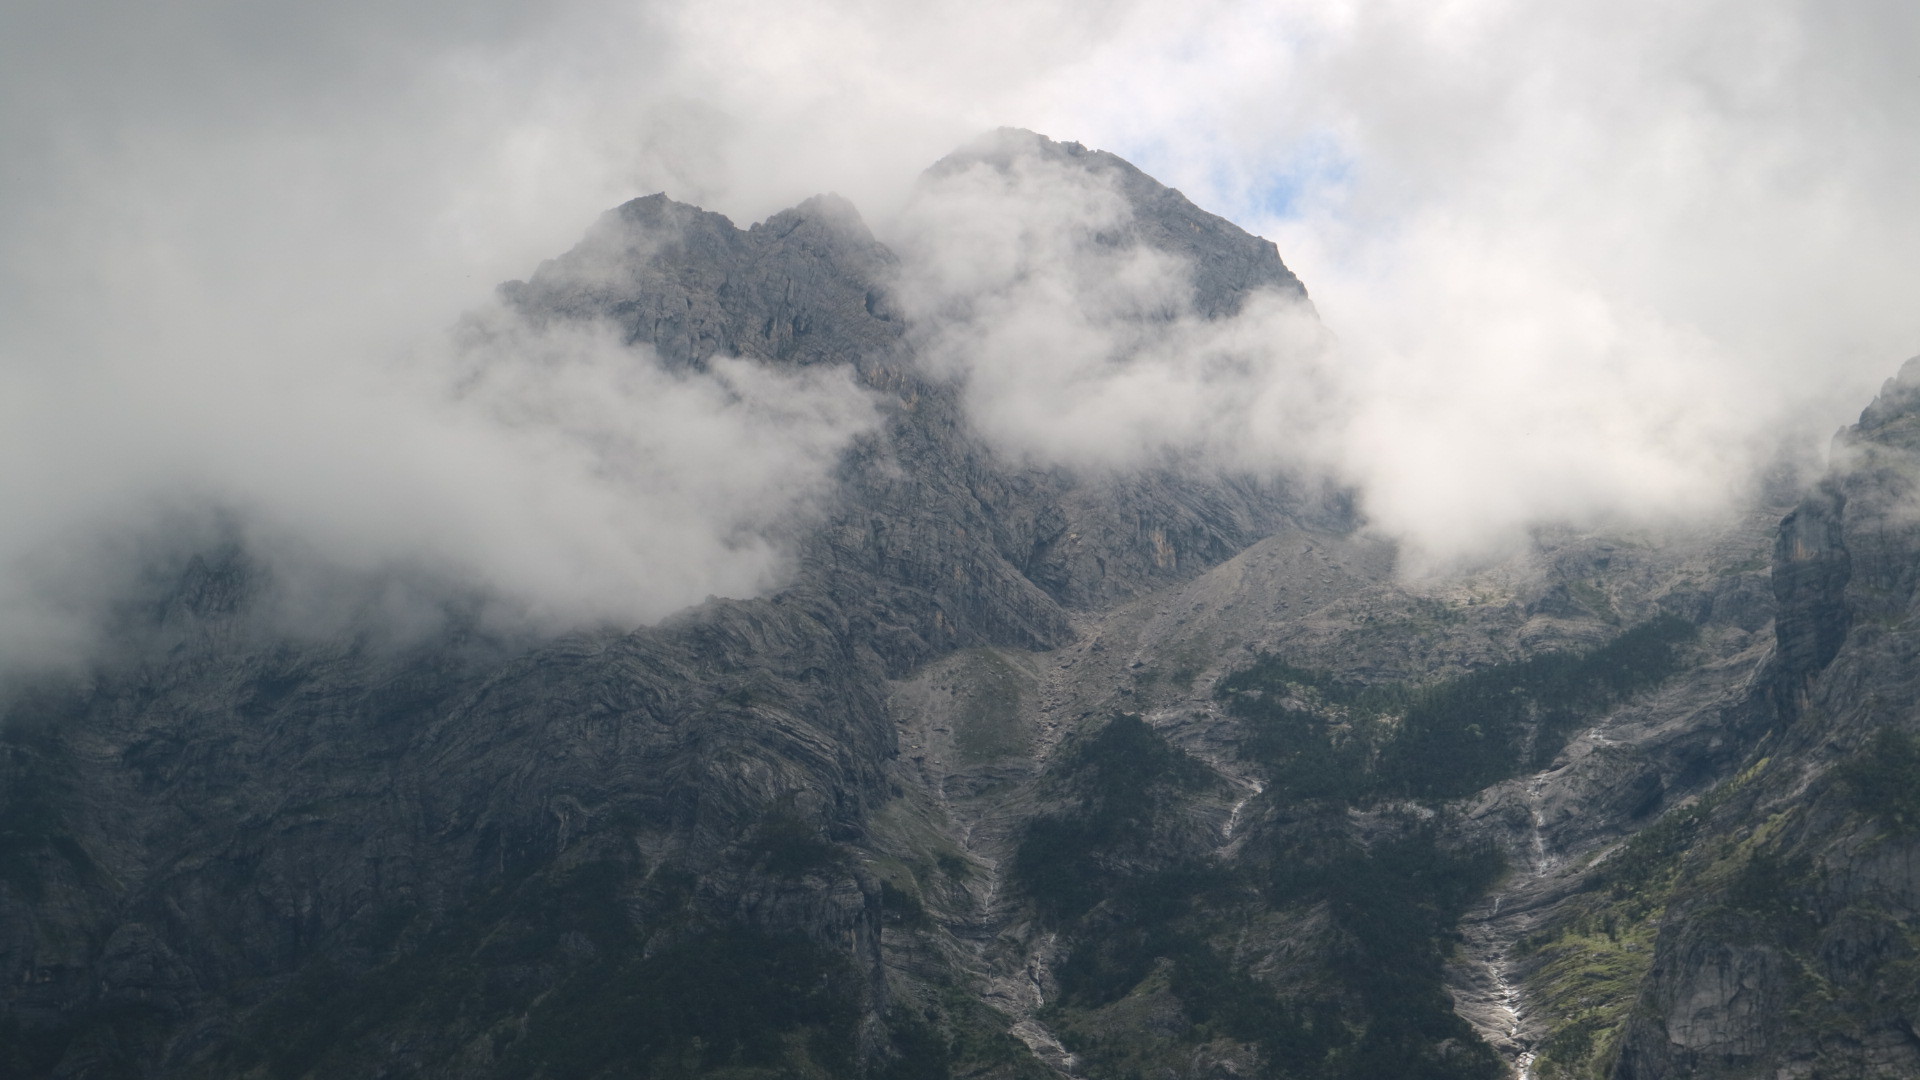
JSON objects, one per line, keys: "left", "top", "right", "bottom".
{"left": 2, "top": 0, "right": 1916, "bottom": 655}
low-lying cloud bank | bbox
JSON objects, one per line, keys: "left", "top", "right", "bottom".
{"left": 0, "top": 303, "right": 877, "bottom": 667}
{"left": 3, "top": 0, "right": 1916, "bottom": 662}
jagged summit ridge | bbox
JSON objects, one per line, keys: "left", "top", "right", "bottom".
{"left": 500, "top": 188, "right": 900, "bottom": 369}
{"left": 15, "top": 131, "right": 1901, "bottom": 1080}
{"left": 504, "top": 129, "right": 1312, "bottom": 374}
{"left": 930, "top": 127, "right": 1311, "bottom": 316}
{"left": 0, "top": 134, "right": 1331, "bottom": 1079}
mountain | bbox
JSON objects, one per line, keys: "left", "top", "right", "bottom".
{"left": 1, "top": 130, "right": 1915, "bottom": 1080}
{"left": 1601, "top": 361, "right": 1920, "bottom": 1079}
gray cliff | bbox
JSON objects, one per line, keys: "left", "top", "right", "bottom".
{"left": 2, "top": 131, "right": 1913, "bottom": 1080}
{"left": 0, "top": 133, "right": 1324, "bottom": 1079}
{"left": 1607, "top": 358, "right": 1920, "bottom": 1080}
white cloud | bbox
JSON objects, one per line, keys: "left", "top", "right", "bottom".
{"left": 2, "top": 0, "right": 1916, "bottom": 660}
{"left": 0, "top": 296, "right": 877, "bottom": 665}
{"left": 891, "top": 134, "right": 1338, "bottom": 474}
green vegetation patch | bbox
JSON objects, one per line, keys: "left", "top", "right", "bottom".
{"left": 1218, "top": 615, "right": 1698, "bottom": 803}
{"left": 1378, "top": 614, "right": 1697, "bottom": 798}
{"left": 1044, "top": 826, "right": 1508, "bottom": 1080}
{"left": 1204, "top": 619, "right": 1698, "bottom": 1078}
{"left": 1526, "top": 922, "right": 1656, "bottom": 1080}
{"left": 0, "top": 723, "right": 98, "bottom": 903}
{"left": 1022, "top": 714, "right": 1508, "bottom": 1080}
{"left": 1269, "top": 829, "right": 1508, "bottom": 1080}
{"left": 1012, "top": 713, "right": 1218, "bottom": 922}
{"left": 880, "top": 878, "right": 932, "bottom": 928}
{"left": 1837, "top": 726, "right": 1920, "bottom": 833}
{"left": 1522, "top": 771, "right": 1754, "bottom": 1079}
{"left": 897, "top": 987, "right": 1056, "bottom": 1080}
{"left": 502, "top": 927, "right": 862, "bottom": 1080}
{"left": 203, "top": 853, "right": 904, "bottom": 1080}
{"left": 1723, "top": 849, "right": 1819, "bottom": 932}
{"left": 192, "top": 809, "right": 1033, "bottom": 1080}
{"left": 225, "top": 857, "right": 648, "bottom": 1080}
{"left": 1044, "top": 865, "right": 1364, "bottom": 1079}
{"left": 1215, "top": 656, "right": 1395, "bottom": 805}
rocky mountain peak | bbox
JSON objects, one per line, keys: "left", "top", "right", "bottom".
{"left": 1852, "top": 353, "right": 1920, "bottom": 438}
{"left": 499, "top": 185, "right": 899, "bottom": 371}
{"left": 7, "top": 132, "right": 1916, "bottom": 1080}
{"left": 924, "top": 127, "right": 1310, "bottom": 318}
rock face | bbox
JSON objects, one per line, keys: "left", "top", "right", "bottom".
{"left": 0, "top": 132, "right": 1325, "bottom": 1080}
{"left": 0, "top": 129, "right": 1912, "bottom": 1080}
{"left": 920, "top": 130, "right": 1311, "bottom": 320}
{"left": 1608, "top": 358, "right": 1920, "bottom": 1080}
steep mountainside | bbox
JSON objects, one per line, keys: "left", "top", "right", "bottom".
{"left": 1604, "top": 359, "right": 1920, "bottom": 1080}
{"left": 0, "top": 132, "right": 1323, "bottom": 1080}
{"left": 0, "top": 131, "right": 1910, "bottom": 1080}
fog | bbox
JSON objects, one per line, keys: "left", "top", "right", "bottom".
{"left": 0, "top": 297, "right": 877, "bottom": 666}
{"left": 3, "top": 0, "right": 1916, "bottom": 658}
{"left": 891, "top": 132, "right": 1340, "bottom": 475}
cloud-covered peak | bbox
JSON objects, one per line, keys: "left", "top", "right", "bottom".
{"left": 927, "top": 128, "right": 1309, "bottom": 314}
{"left": 893, "top": 129, "right": 1336, "bottom": 476}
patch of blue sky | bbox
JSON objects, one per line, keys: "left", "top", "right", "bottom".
{"left": 1230, "top": 133, "right": 1353, "bottom": 225}
{"left": 1258, "top": 149, "right": 1350, "bottom": 217}
{"left": 1108, "top": 129, "right": 1355, "bottom": 233}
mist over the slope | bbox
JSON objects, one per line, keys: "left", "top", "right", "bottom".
{"left": 885, "top": 125, "right": 1846, "bottom": 569}
{"left": 3, "top": 0, "right": 1916, "bottom": 657}
{"left": 0, "top": 295, "right": 877, "bottom": 667}
{"left": 892, "top": 133, "right": 1339, "bottom": 475}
